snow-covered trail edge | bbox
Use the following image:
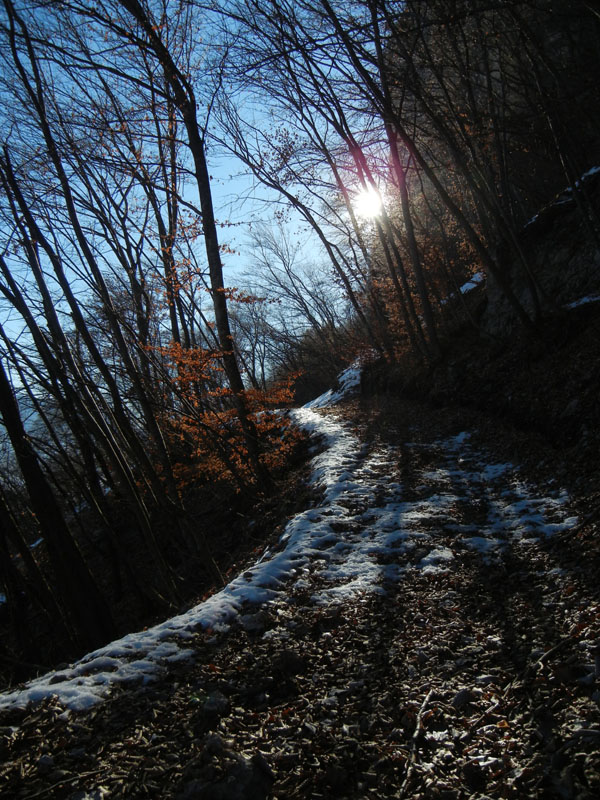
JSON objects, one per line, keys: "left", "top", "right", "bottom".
{"left": 0, "top": 407, "right": 363, "bottom": 712}
{"left": 0, "top": 381, "right": 578, "bottom": 712}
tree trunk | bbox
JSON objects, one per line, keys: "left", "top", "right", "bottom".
{"left": 0, "top": 356, "right": 115, "bottom": 651}
{"left": 116, "top": 0, "right": 269, "bottom": 487}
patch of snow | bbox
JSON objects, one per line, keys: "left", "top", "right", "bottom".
{"left": 440, "top": 273, "right": 484, "bottom": 305}
{"left": 463, "top": 536, "right": 504, "bottom": 555}
{"left": 304, "top": 363, "right": 362, "bottom": 408}
{"left": 418, "top": 546, "right": 455, "bottom": 574}
{"left": 579, "top": 165, "right": 600, "bottom": 181}
{"left": 449, "top": 431, "right": 471, "bottom": 448}
{"left": 460, "top": 272, "right": 484, "bottom": 294}
{"left": 0, "top": 407, "right": 363, "bottom": 712}
{"left": 483, "top": 463, "right": 512, "bottom": 480}
{"left": 562, "top": 165, "right": 600, "bottom": 192}
{"left": 524, "top": 166, "right": 600, "bottom": 229}
{"left": 565, "top": 293, "right": 600, "bottom": 309}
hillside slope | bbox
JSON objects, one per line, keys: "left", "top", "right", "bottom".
{"left": 363, "top": 294, "right": 600, "bottom": 510}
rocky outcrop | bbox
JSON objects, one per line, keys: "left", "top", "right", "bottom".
{"left": 483, "top": 168, "right": 600, "bottom": 335}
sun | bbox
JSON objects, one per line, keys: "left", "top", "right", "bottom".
{"left": 354, "top": 186, "right": 383, "bottom": 220}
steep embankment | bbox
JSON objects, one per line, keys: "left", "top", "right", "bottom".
{"left": 0, "top": 386, "right": 598, "bottom": 799}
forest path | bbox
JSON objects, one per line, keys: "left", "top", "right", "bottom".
{"left": 1, "top": 400, "right": 599, "bottom": 799}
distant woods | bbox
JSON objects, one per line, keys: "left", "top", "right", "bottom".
{"left": 0, "top": 0, "right": 598, "bottom": 675}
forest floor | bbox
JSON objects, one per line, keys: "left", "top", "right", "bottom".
{"left": 0, "top": 360, "right": 599, "bottom": 800}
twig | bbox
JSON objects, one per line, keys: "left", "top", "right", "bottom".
{"left": 25, "top": 769, "right": 105, "bottom": 799}
{"left": 554, "top": 728, "right": 600, "bottom": 756}
{"left": 503, "top": 635, "right": 573, "bottom": 697}
{"left": 500, "top": 636, "right": 575, "bottom": 718}
{"left": 526, "top": 636, "right": 572, "bottom": 677}
{"left": 398, "top": 687, "right": 433, "bottom": 799}
{"left": 469, "top": 699, "right": 501, "bottom": 733}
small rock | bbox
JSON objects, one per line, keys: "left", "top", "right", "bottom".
{"left": 452, "top": 688, "right": 475, "bottom": 710}
{"left": 203, "top": 691, "right": 230, "bottom": 717}
{"left": 36, "top": 754, "right": 55, "bottom": 774}
{"left": 176, "top": 753, "right": 273, "bottom": 800}
{"left": 203, "top": 733, "right": 226, "bottom": 756}
{"left": 68, "top": 790, "right": 109, "bottom": 800}
{"left": 274, "top": 649, "right": 306, "bottom": 676}
{"left": 462, "top": 761, "right": 487, "bottom": 790}
{"left": 239, "top": 611, "right": 272, "bottom": 635}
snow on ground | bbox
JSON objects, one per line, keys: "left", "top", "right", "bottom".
{"left": 0, "top": 374, "right": 578, "bottom": 712}
{"left": 303, "top": 364, "right": 362, "bottom": 409}
{"left": 524, "top": 165, "right": 600, "bottom": 228}
{"left": 440, "top": 272, "right": 484, "bottom": 306}
{"left": 460, "top": 272, "right": 484, "bottom": 294}
{"left": 566, "top": 293, "right": 600, "bottom": 309}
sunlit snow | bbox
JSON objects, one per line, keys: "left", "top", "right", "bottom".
{"left": 303, "top": 364, "right": 362, "bottom": 409}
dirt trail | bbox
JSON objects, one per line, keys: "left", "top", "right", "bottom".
{"left": 0, "top": 402, "right": 598, "bottom": 799}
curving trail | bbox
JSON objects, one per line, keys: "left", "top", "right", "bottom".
{"left": 0, "top": 396, "right": 598, "bottom": 799}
